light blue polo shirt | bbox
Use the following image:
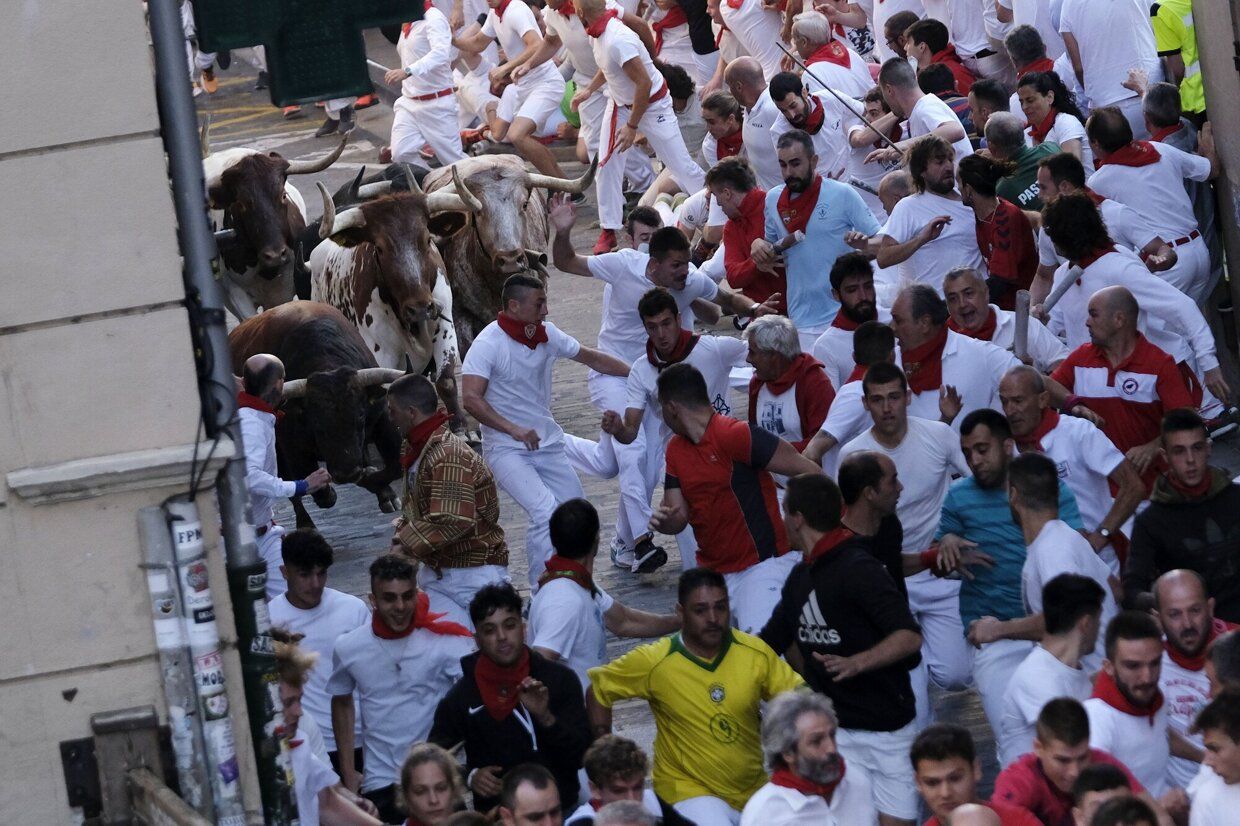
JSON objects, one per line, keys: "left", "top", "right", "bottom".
{"left": 763, "top": 179, "right": 881, "bottom": 331}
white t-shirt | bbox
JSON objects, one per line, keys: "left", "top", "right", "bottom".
{"left": 744, "top": 91, "right": 785, "bottom": 190}
{"left": 1085, "top": 696, "right": 1171, "bottom": 796}
{"left": 740, "top": 768, "right": 879, "bottom": 825}
{"left": 542, "top": 5, "right": 603, "bottom": 83}
{"left": 268, "top": 589, "right": 370, "bottom": 752}
{"left": 818, "top": 379, "right": 868, "bottom": 476}
{"left": 840, "top": 417, "right": 970, "bottom": 554}
{"left": 718, "top": 0, "right": 785, "bottom": 80}
{"left": 398, "top": 7, "right": 456, "bottom": 97}
{"left": 1026, "top": 112, "right": 1092, "bottom": 169}
{"left": 1188, "top": 766, "right": 1240, "bottom": 826}
{"left": 903, "top": 330, "right": 1019, "bottom": 430}
{"left": 880, "top": 192, "right": 984, "bottom": 292}
{"left": 770, "top": 91, "right": 852, "bottom": 179}
{"left": 482, "top": 1, "right": 561, "bottom": 88}
{"left": 325, "top": 625, "right": 475, "bottom": 791}
{"left": 943, "top": 0, "right": 991, "bottom": 55}
{"left": 998, "top": 644, "right": 1094, "bottom": 767}
{"left": 1087, "top": 143, "right": 1213, "bottom": 238}
{"left": 1023, "top": 519, "right": 1117, "bottom": 668}
{"left": 802, "top": 49, "right": 876, "bottom": 99}
{"left": 1058, "top": 0, "right": 1159, "bottom": 107}
{"left": 587, "top": 249, "right": 718, "bottom": 364}
{"left": 1034, "top": 414, "right": 1124, "bottom": 534}
{"left": 999, "top": 0, "right": 1065, "bottom": 59}
{"left": 626, "top": 335, "right": 749, "bottom": 443}
{"left": 979, "top": 304, "right": 1068, "bottom": 373}
{"left": 528, "top": 577, "right": 615, "bottom": 687}
{"left": 462, "top": 320, "right": 581, "bottom": 451}
{"left": 591, "top": 15, "right": 664, "bottom": 106}
{"left": 290, "top": 713, "right": 340, "bottom": 826}
{"left": 754, "top": 384, "right": 806, "bottom": 446}
{"left": 1037, "top": 197, "right": 1160, "bottom": 266}
{"left": 905, "top": 94, "right": 974, "bottom": 165}
{"left": 867, "top": 0, "right": 927, "bottom": 62}
{"left": 1160, "top": 652, "right": 1212, "bottom": 790}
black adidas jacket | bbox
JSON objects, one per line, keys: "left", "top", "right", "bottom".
{"left": 760, "top": 534, "right": 921, "bottom": 732}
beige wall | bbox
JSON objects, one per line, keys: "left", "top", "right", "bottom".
{"left": 0, "top": 3, "right": 259, "bottom": 822}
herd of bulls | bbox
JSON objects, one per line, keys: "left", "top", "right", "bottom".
{"left": 206, "top": 134, "right": 596, "bottom": 524}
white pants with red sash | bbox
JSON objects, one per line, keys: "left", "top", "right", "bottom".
{"left": 597, "top": 90, "right": 705, "bottom": 230}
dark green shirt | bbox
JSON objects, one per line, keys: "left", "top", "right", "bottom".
{"left": 995, "top": 142, "right": 1061, "bottom": 211}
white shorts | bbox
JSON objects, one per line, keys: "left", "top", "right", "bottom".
{"left": 505, "top": 73, "right": 567, "bottom": 132}
{"left": 416, "top": 563, "right": 509, "bottom": 629}
{"left": 836, "top": 719, "right": 920, "bottom": 821}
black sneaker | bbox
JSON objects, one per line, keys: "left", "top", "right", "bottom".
{"left": 338, "top": 107, "right": 356, "bottom": 134}
{"left": 314, "top": 117, "right": 340, "bottom": 137}
{"left": 255, "top": 70, "right": 269, "bottom": 90}
{"left": 1206, "top": 407, "right": 1240, "bottom": 440}
{"left": 217, "top": 50, "right": 231, "bottom": 70}
{"left": 632, "top": 538, "right": 668, "bottom": 574}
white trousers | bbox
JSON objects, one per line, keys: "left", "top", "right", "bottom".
{"left": 578, "top": 88, "right": 610, "bottom": 156}
{"left": 723, "top": 553, "right": 801, "bottom": 635}
{"left": 907, "top": 571, "right": 972, "bottom": 688}
{"left": 673, "top": 796, "right": 741, "bottom": 825}
{"left": 973, "top": 638, "right": 1035, "bottom": 757}
{"left": 416, "top": 563, "right": 509, "bottom": 629}
{"left": 325, "top": 97, "right": 354, "bottom": 118}
{"left": 1160, "top": 233, "right": 1212, "bottom": 304}
{"left": 485, "top": 444, "right": 584, "bottom": 586}
{"left": 598, "top": 95, "right": 705, "bottom": 230}
{"left": 392, "top": 95, "right": 467, "bottom": 164}
{"left": 590, "top": 373, "right": 663, "bottom": 544}
{"left": 259, "top": 525, "right": 287, "bottom": 600}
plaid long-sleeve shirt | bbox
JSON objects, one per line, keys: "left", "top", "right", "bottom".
{"left": 396, "top": 424, "right": 508, "bottom": 571}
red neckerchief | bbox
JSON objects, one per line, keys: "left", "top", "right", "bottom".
{"left": 805, "top": 524, "right": 856, "bottom": 563}
{"left": 1099, "top": 141, "right": 1161, "bottom": 169}
{"left": 1015, "top": 408, "right": 1059, "bottom": 452}
{"left": 372, "top": 593, "right": 472, "bottom": 640}
{"left": 770, "top": 760, "right": 846, "bottom": 803}
{"left": 494, "top": 0, "right": 513, "bottom": 20}
{"left": 1166, "top": 471, "right": 1213, "bottom": 500}
{"left": 553, "top": 0, "right": 576, "bottom": 17}
{"left": 802, "top": 94, "right": 826, "bottom": 135}
{"left": 1083, "top": 187, "right": 1106, "bottom": 207}
{"left": 496, "top": 311, "right": 549, "bottom": 349}
{"left": 806, "top": 40, "right": 851, "bottom": 69}
{"left": 474, "top": 647, "right": 531, "bottom": 720}
{"left": 238, "top": 391, "right": 284, "bottom": 421}
{"left": 1028, "top": 109, "right": 1058, "bottom": 144}
{"left": 726, "top": 0, "right": 743, "bottom": 9}
{"left": 537, "top": 554, "right": 598, "bottom": 595}
{"left": 716, "top": 128, "right": 744, "bottom": 161}
{"left": 406, "top": 818, "right": 430, "bottom": 826}
{"left": 1091, "top": 669, "right": 1164, "bottom": 726}
{"left": 831, "top": 311, "right": 860, "bottom": 331}
{"left": 1076, "top": 243, "right": 1118, "bottom": 270}
{"left": 844, "top": 364, "right": 867, "bottom": 384}
{"left": 1166, "top": 619, "right": 1237, "bottom": 671}
{"left": 648, "top": 329, "right": 699, "bottom": 370}
{"left": 401, "top": 411, "right": 450, "bottom": 470}
{"left": 947, "top": 306, "right": 997, "bottom": 341}
{"left": 754, "top": 353, "right": 824, "bottom": 396}
{"left": 777, "top": 174, "right": 824, "bottom": 234}
{"left": 902, "top": 324, "right": 949, "bottom": 394}
{"left": 585, "top": 8, "right": 619, "bottom": 37}
{"left": 652, "top": 5, "right": 688, "bottom": 53}
{"left": 1017, "top": 57, "right": 1055, "bottom": 79}
{"left": 1150, "top": 123, "right": 1183, "bottom": 143}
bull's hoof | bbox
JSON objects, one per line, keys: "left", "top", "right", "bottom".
{"left": 377, "top": 486, "right": 399, "bottom": 513}
{"left": 312, "top": 486, "right": 337, "bottom": 509}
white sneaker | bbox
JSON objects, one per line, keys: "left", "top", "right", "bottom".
{"left": 609, "top": 536, "right": 635, "bottom": 570}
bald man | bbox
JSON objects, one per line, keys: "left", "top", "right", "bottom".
{"left": 725, "top": 57, "right": 782, "bottom": 191}
{"left": 1156, "top": 570, "right": 1235, "bottom": 790}
{"left": 1050, "top": 286, "right": 1196, "bottom": 489}
{"left": 945, "top": 802, "right": 1002, "bottom": 826}
{"left": 238, "top": 354, "right": 331, "bottom": 598}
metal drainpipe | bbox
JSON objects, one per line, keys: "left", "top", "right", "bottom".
{"left": 145, "top": 0, "right": 292, "bottom": 821}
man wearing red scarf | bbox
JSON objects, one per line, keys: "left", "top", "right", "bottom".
{"left": 807, "top": 253, "right": 886, "bottom": 390}
{"left": 789, "top": 11, "right": 874, "bottom": 98}
{"left": 1126, "top": 410, "right": 1240, "bottom": 625}
{"left": 905, "top": 18, "right": 977, "bottom": 95}
{"left": 741, "top": 690, "right": 880, "bottom": 823}
{"left": 768, "top": 72, "right": 850, "bottom": 181}
{"left": 744, "top": 315, "right": 834, "bottom": 454}
{"left": 1155, "top": 571, "right": 1239, "bottom": 790}
{"left": 326, "top": 555, "right": 474, "bottom": 821}
{"left": 944, "top": 268, "right": 1066, "bottom": 373}
{"left": 387, "top": 373, "right": 509, "bottom": 628}
{"left": 1084, "top": 612, "right": 1175, "bottom": 798}
{"left": 706, "top": 157, "right": 784, "bottom": 311}
{"left": 429, "top": 583, "right": 590, "bottom": 816}
{"left": 237, "top": 353, "right": 331, "bottom": 599}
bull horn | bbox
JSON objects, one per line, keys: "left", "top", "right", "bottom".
{"left": 450, "top": 164, "right": 483, "bottom": 210}
{"left": 317, "top": 182, "right": 367, "bottom": 239}
{"left": 401, "top": 163, "right": 423, "bottom": 195}
{"left": 525, "top": 154, "right": 597, "bottom": 195}
{"left": 282, "top": 379, "right": 307, "bottom": 399}
{"left": 199, "top": 116, "right": 211, "bottom": 158}
{"left": 357, "top": 181, "right": 394, "bottom": 199}
{"left": 286, "top": 134, "right": 348, "bottom": 176}
{"left": 356, "top": 368, "right": 407, "bottom": 387}
{"left": 347, "top": 166, "right": 366, "bottom": 201}
{"left": 425, "top": 165, "right": 483, "bottom": 214}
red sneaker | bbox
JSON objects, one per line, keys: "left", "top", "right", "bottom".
{"left": 282, "top": 105, "right": 303, "bottom": 119}
{"left": 355, "top": 94, "right": 379, "bottom": 109}
{"left": 593, "top": 229, "right": 617, "bottom": 255}
{"left": 460, "top": 127, "right": 489, "bottom": 147}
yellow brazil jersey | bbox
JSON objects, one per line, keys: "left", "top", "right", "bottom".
{"left": 588, "top": 629, "right": 804, "bottom": 811}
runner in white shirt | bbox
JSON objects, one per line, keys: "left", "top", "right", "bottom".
{"left": 1083, "top": 610, "right": 1173, "bottom": 798}
{"left": 768, "top": 73, "right": 854, "bottom": 181}
{"left": 268, "top": 530, "right": 370, "bottom": 764}
{"left": 529, "top": 499, "right": 679, "bottom": 686}
{"left": 717, "top": 0, "right": 784, "bottom": 80}
{"left": 454, "top": 0, "right": 569, "bottom": 178}
{"left": 811, "top": 253, "right": 890, "bottom": 392}
{"left": 382, "top": 7, "right": 467, "bottom": 165}
{"left": 1155, "top": 571, "right": 1224, "bottom": 791}
{"left": 856, "top": 137, "right": 984, "bottom": 293}
{"left": 461, "top": 274, "right": 631, "bottom": 585}
{"left": 790, "top": 12, "right": 876, "bottom": 98}
{"left": 1009, "top": 453, "right": 1119, "bottom": 673}
{"left": 1086, "top": 108, "right": 1218, "bottom": 302}
{"left": 943, "top": 269, "right": 1067, "bottom": 374}
{"left": 997, "top": 0, "right": 1063, "bottom": 60}
{"left": 839, "top": 362, "right": 975, "bottom": 708}
{"left": 326, "top": 556, "right": 476, "bottom": 817}
{"left": 1058, "top": 0, "right": 1161, "bottom": 138}
{"left": 1187, "top": 692, "right": 1240, "bottom": 826}
{"left": 866, "top": 58, "right": 973, "bottom": 172}
{"left": 998, "top": 572, "right": 1105, "bottom": 767}
{"left": 726, "top": 58, "right": 785, "bottom": 190}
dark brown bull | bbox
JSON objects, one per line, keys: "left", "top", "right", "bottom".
{"left": 228, "top": 300, "right": 404, "bottom": 527}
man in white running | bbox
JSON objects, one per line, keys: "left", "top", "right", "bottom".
{"left": 383, "top": 6, "right": 468, "bottom": 165}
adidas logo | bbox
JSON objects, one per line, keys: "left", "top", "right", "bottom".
{"left": 797, "top": 599, "right": 841, "bottom": 646}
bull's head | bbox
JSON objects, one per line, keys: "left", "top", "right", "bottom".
{"left": 315, "top": 165, "right": 481, "bottom": 333}
{"left": 207, "top": 137, "right": 346, "bottom": 277}
{"left": 281, "top": 367, "right": 402, "bottom": 484}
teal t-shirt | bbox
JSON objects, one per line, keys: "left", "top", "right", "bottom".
{"left": 996, "top": 142, "right": 1061, "bottom": 211}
